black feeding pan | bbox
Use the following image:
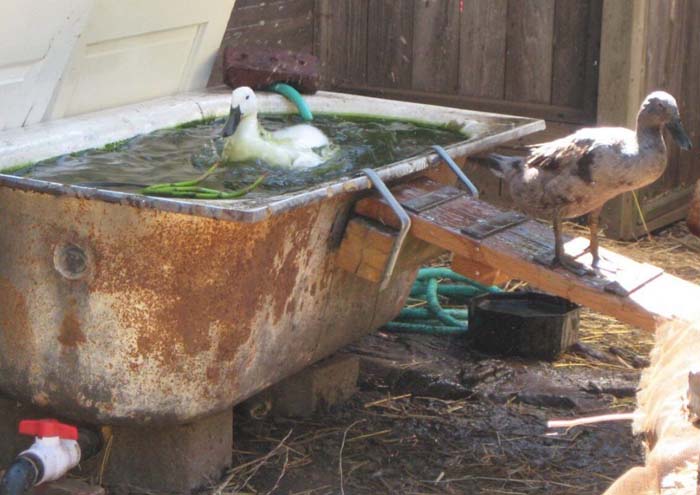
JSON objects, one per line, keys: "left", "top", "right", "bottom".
{"left": 468, "top": 292, "right": 580, "bottom": 361}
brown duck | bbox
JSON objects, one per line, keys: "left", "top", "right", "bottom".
{"left": 474, "top": 91, "right": 692, "bottom": 275}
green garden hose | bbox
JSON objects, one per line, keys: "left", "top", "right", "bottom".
{"left": 384, "top": 267, "right": 501, "bottom": 335}
{"left": 268, "top": 83, "right": 313, "bottom": 121}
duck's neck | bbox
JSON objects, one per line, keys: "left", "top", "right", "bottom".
{"left": 235, "top": 113, "right": 261, "bottom": 137}
{"left": 636, "top": 119, "right": 665, "bottom": 153}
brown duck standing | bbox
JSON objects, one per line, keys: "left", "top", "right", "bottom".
{"left": 473, "top": 91, "right": 692, "bottom": 275}
{"left": 688, "top": 179, "right": 700, "bottom": 237}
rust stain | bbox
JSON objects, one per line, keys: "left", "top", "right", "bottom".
{"left": 58, "top": 301, "right": 86, "bottom": 347}
{"left": 0, "top": 276, "right": 36, "bottom": 404}
{"left": 0, "top": 187, "right": 405, "bottom": 423}
{"left": 0, "top": 276, "right": 32, "bottom": 360}
{"left": 206, "top": 366, "right": 220, "bottom": 381}
{"left": 89, "top": 204, "right": 318, "bottom": 378}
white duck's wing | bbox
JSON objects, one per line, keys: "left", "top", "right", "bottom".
{"left": 270, "top": 124, "right": 329, "bottom": 150}
{"left": 290, "top": 150, "right": 326, "bottom": 168}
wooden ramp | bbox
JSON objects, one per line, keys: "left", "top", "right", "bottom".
{"left": 342, "top": 177, "right": 700, "bottom": 332}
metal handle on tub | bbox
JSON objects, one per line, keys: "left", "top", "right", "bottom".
{"left": 361, "top": 168, "right": 412, "bottom": 291}
{"left": 430, "top": 145, "right": 479, "bottom": 199}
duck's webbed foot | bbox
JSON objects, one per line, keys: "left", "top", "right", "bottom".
{"left": 535, "top": 250, "right": 596, "bottom": 276}
{"left": 590, "top": 251, "right": 618, "bottom": 274}
{"left": 553, "top": 253, "right": 597, "bottom": 276}
{"left": 587, "top": 207, "right": 617, "bottom": 274}
{"left": 535, "top": 212, "right": 597, "bottom": 276}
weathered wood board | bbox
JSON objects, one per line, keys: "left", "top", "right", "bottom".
{"left": 353, "top": 178, "right": 700, "bottom": 331}
{"left": 314, "top": 0, "right": 601, "bottom": 124}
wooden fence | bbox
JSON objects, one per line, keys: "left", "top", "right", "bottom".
{"left": 315, "top": 0, "right": 601, "bottom": 124}
{"left": 214, "top": 0, "right": 700, "bottom": 239}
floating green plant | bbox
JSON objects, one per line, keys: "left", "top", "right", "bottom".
{"left": 140, "top": 162, "right": 266, "bottom": 199}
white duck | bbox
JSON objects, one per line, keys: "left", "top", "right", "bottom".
{"left": 221, "top": 86, "right": 331, "bottom": 168}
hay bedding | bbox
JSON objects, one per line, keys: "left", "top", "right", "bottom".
{"left": 208, "top": 223, "right": 700, "bottom": 495}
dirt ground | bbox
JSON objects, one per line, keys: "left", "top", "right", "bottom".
{"left": 216, "top": 223, "right": 700, "bottom": 495}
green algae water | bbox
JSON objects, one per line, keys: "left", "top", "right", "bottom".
{"left": 18, "top": 114, "right": 466, "bottom": 196}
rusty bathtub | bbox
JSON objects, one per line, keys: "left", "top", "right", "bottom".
{"left": 0, "top": 90, "right": 543, "bottom": 425}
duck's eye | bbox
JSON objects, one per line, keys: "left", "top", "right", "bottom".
{"left": 246, "top": 96, "right": 250, "bottom": 100}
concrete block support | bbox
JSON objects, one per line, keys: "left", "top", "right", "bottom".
{"left": 243, "top": 354, "right": 360, "bottom": 418}
{"left": 103, "top": 409, "right": 233, "bottom": 494}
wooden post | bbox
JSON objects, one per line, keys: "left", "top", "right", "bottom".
{"left": 596, "top": 0, "right": 649, "bottom": 240}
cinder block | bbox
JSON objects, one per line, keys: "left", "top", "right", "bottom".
{"left": 261, "top": 354, "right": 359, "bottom": 418}
{"left": 103, "top": 409, "right": 233, "bottom": 494}
{"left": 30, "top": 479, "right": 105, "bottom": 495}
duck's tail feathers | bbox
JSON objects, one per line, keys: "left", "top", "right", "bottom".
{"left": 470, "top": 153, "right": 523, "bottom": 179}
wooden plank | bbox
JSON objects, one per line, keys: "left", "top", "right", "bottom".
{"left": 549, "top": 0, "right": 602, "bottom": 114}
{"left": 332, "top": 83, "right": 596, "bottom": 124}
{"left": 452, "top": 255, "right": 510, "bottom": 286}
{"left": 678, "top": 0, "right": 700, "bottom": 188}
{"left": 689, "top": 180, "right": 700, "bottom": 236}
{"left": 551, "top": 0, "right": 590, "bottom": 109}
{"left": 335, "top": 216, "right": 446, "bottom": 284}
{"left": 411, "top": 0, "right": 460, "bottom": 92}
{"left": 354, "top": 177, "right": 700, "bottom": 331}
{"left": 224, "top": 16, "right": 314, "bottom": 51}
{"left": 581, "top": 0, "right": 603, "bottom": 118}
{"left": 231, "top": 0, "right": 314, "bottom": 28}
{"left": 336, "top": 217, "right": 396, "bottom": 283}
{"left": 596, "top": 0, "right": 648, "bottom": 240}
{"left": 313, "top": 0, "right": 332, "bottom": 84}
{"left": 505, "top": 0, "right": 556, "bottom": 103}
{"left": 641, "top": 0, "right": 688, "bottom": 199}
{"left": 560, "top": 237, "right": 664, "bottom": 296}
{"left": 459, "top": 0, "right": 507, "bottom": 99}
{"left": 315, "top": 0, "right": 369, "bottom": 86}
{"left": 367, "top": 0, "right": 414, "bottom": 89}
{"left": 625, "top": 0, "right": 700, "bottom": 231}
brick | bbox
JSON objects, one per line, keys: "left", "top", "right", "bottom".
{"left": 223, "top": 46, "right": 319, "bottom": 93}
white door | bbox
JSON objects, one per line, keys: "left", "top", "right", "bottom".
{"left": 46, "top": 0, "right": 236, "bottom": 119}
{"left": 0, "top": 0, "right": 94, "bottom": 130}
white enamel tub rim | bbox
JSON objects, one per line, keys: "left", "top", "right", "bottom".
{"left": 0, "top": 89, "right": 545, "bottom": 223}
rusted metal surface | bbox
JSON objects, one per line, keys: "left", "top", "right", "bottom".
{"left": 0, "top": 187, "right": 417, "bottom": 425}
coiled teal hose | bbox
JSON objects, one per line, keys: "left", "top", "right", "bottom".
{"left": 384, "top": 267, "right": 501, "bottom": 335}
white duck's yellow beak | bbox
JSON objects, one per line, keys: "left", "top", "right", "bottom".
{"left": 222, "top": 106, "right": 242, "bottom": 137}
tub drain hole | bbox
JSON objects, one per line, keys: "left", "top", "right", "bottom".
{"left": 54, "top": 243, "right": 90, "bottom": 280}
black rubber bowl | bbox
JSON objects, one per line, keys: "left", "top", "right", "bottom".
{"left": 468, "top": 292, "right": 580, "bottom": 361}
